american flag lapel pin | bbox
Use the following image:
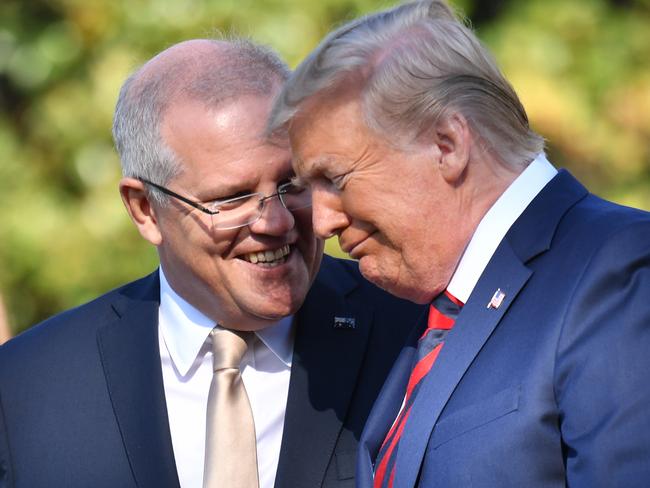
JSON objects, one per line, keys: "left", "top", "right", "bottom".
{"left": 333, "top": 317, "right": 356, "bottom": 329}
{"left": 487, "top": 288, "right": 506, "bottom": 310}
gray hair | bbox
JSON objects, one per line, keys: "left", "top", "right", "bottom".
{"left": 113, "top": 38, "right": 290, "bottom": 204}
{"left": 269, "top": 0, "right": 544, "bottom": 168}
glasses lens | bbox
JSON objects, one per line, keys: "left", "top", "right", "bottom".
{"left": 279, "top": 183, "right": 312, "bottom": 211}
{"left": 209, "top": 194, "right": 262, "bottom": 230}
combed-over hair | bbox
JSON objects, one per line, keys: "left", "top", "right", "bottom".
{"left": 269, "top": 0, "right": 544, "bottom": 168}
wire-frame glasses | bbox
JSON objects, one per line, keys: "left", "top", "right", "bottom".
{"left": 138, "top": 177, "right": 312, "bottom": 230}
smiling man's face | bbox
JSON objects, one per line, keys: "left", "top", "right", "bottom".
{"left": 153, "top": 93, "right": 323, "bottom": 330}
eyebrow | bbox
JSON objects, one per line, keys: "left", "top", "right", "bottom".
{"left": 297, "top": 154, "right": 337, "bottom": 180}
{"left": 193, "top": 183, "right": 250, "bottom": 202}
{"left": 197, "top": 169, "right": 298, "bottom": 200}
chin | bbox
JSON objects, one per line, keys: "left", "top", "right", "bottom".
{"left": 384, "top": 282, "right": 432, "bottom": 304}
{"left": 359, "top": 263, "right": 432, "bottom": 304}
{"left": 244, "top": 311, "right": 291, "bottom": 332}
{"left": 358, "top": 259, "right": 395, "bottom": 293}
{"left": 253, "top": 292, "right": 305, "bottom": 320}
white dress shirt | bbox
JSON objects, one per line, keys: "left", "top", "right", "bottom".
{"left": 446, "top": 153, "right": 557, "bottom": 302}
{"left": 157, "top": 268, "right": 294, "bottom": 488}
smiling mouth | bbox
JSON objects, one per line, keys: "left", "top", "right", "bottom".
{"left": 239, "top": 244, "right": 291, "bottom": 267}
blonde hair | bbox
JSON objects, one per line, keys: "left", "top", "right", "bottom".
{"left": 269, "top": 0, "right": 543, "bottom": 168}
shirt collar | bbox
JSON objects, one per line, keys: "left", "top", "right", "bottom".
{"left": 446, "top": 153, "right": 557, "bottom": 303}
{"left": 255, "top": 317, "right": 294, "bottom": 367}
{"left": 158, "top": 267, "right": 294, "bottom": 376}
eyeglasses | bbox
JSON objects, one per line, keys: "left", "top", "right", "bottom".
{"left": 138, "top": 178, "right": 312, "bottom": 230}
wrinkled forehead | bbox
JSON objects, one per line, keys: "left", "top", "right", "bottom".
{"left": 289, "top": 90, "right": 375, "bottom": 168}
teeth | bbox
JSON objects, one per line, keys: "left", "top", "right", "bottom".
{"left": 243, "top": 244, "right": 290, "bottom": 264}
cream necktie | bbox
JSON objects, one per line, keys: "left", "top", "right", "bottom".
{"left": 203, "top": 328, "right": 259, "bottom": 488}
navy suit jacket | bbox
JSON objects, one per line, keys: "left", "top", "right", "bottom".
{"left": 0, "top": 255, "right": 424, "bottom": 488}
{"left": 358, "top": 171, "right": 650, "bottom": 488}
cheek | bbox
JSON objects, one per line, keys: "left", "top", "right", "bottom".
{"left": 395, "top": 227, "right": 434, "bottom": 275}
{"left": 208, "top": 227, "right": 243, "bottom": 258}
{"left": 178, "top": 229, "right": 242, "bottom": 293}
{"left": 358, "top": 239, "right": 401, "bottom": 278}
{"left": 295, "top": 209, "right": 321, "bottom": 253}
{"left": 341, "top": 179, "right": 405, "bottom": 228}
{"left": 340, "top": 184, "right": 368, "bottom": 216}
{"left": 369, "top": 233, "right": 423, "bottom": 280}
{"left": 294, "top": 207, "right": 314, "bottom": 232}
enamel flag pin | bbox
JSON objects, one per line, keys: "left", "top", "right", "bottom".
{"left": 487, "top": 288, "right": 506, "bottom": 310}
{"left": 333, "top": 317, "right": 356, "bottom": 329}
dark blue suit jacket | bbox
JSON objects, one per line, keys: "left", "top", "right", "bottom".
{"left": 0, "top": 256, "right": 424, "bottom": 488}
{"left": 358, "top": 171, "right": 650, "bottom": 487}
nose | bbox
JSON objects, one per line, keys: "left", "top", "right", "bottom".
{"left": 311, "top": 183, "right": 350, "bottom": 239}
{"left": 248, "top": 193, "right": 295, "bottom": 236}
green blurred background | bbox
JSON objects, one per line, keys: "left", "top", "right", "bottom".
{"left": 1, "top": 0, "right": 649, "bottom": 337}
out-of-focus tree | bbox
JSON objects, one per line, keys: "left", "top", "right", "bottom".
{"left": 1, "top": 0, "right": 648, "bottom": 334}
{"left": 0, "top": 295, "right": 10, "bottom": 345}
{"left": 480, "top": 0, "right": 650, "bottom": 209}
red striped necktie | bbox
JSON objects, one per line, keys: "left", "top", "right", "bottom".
{"left": 373, "top": 290, "right": 463, "bottom": 488}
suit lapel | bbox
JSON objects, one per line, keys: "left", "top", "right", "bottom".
{"left": 394, "top": 241, "right": 532, "bottom": 488}
{"left": 274, "top": 260, "right": 373, "bottom": 488}
{"left": 393, "top": 171, "right": 589, "bottom": 488}
{"left": 357, "top": 312, "right": 425, "bottom": 488}
{"left": 97, "top": 272, "right": 180, "bottom": 488}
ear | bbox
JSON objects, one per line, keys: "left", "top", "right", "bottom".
{"left": 433, "top": 112, "right": 471, "bottom": 185}
{"left": 119, "top": 177, "right": 163, "bottom": 246}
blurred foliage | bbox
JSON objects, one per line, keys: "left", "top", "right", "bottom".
{"left": 1, "top": 0, "right": 649, "bottom": 334}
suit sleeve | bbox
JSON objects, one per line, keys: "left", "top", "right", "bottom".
{"left": 555, "top": 220, "right": 650, "bottom": 487}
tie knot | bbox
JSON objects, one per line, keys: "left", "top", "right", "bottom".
{"left": 427, "top": 290, "right": 463, "bottom": 330}
{"left": 210, "top": 328, "right": 251, "bottom": 371}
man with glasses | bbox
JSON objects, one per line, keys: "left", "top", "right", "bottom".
{"left": 0, "top": 39, "right": 422, "bottom": 488}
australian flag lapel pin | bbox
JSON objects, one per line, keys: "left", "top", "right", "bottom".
{"left": 333, "top": 316, "right": 356, "bottom": 329}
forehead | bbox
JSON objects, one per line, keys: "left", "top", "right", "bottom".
{"left": 162, "top": 95, "right": 292, "bottom": 189}
{"left": 288, "top": 94, "right": 382, "bottom": 177}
